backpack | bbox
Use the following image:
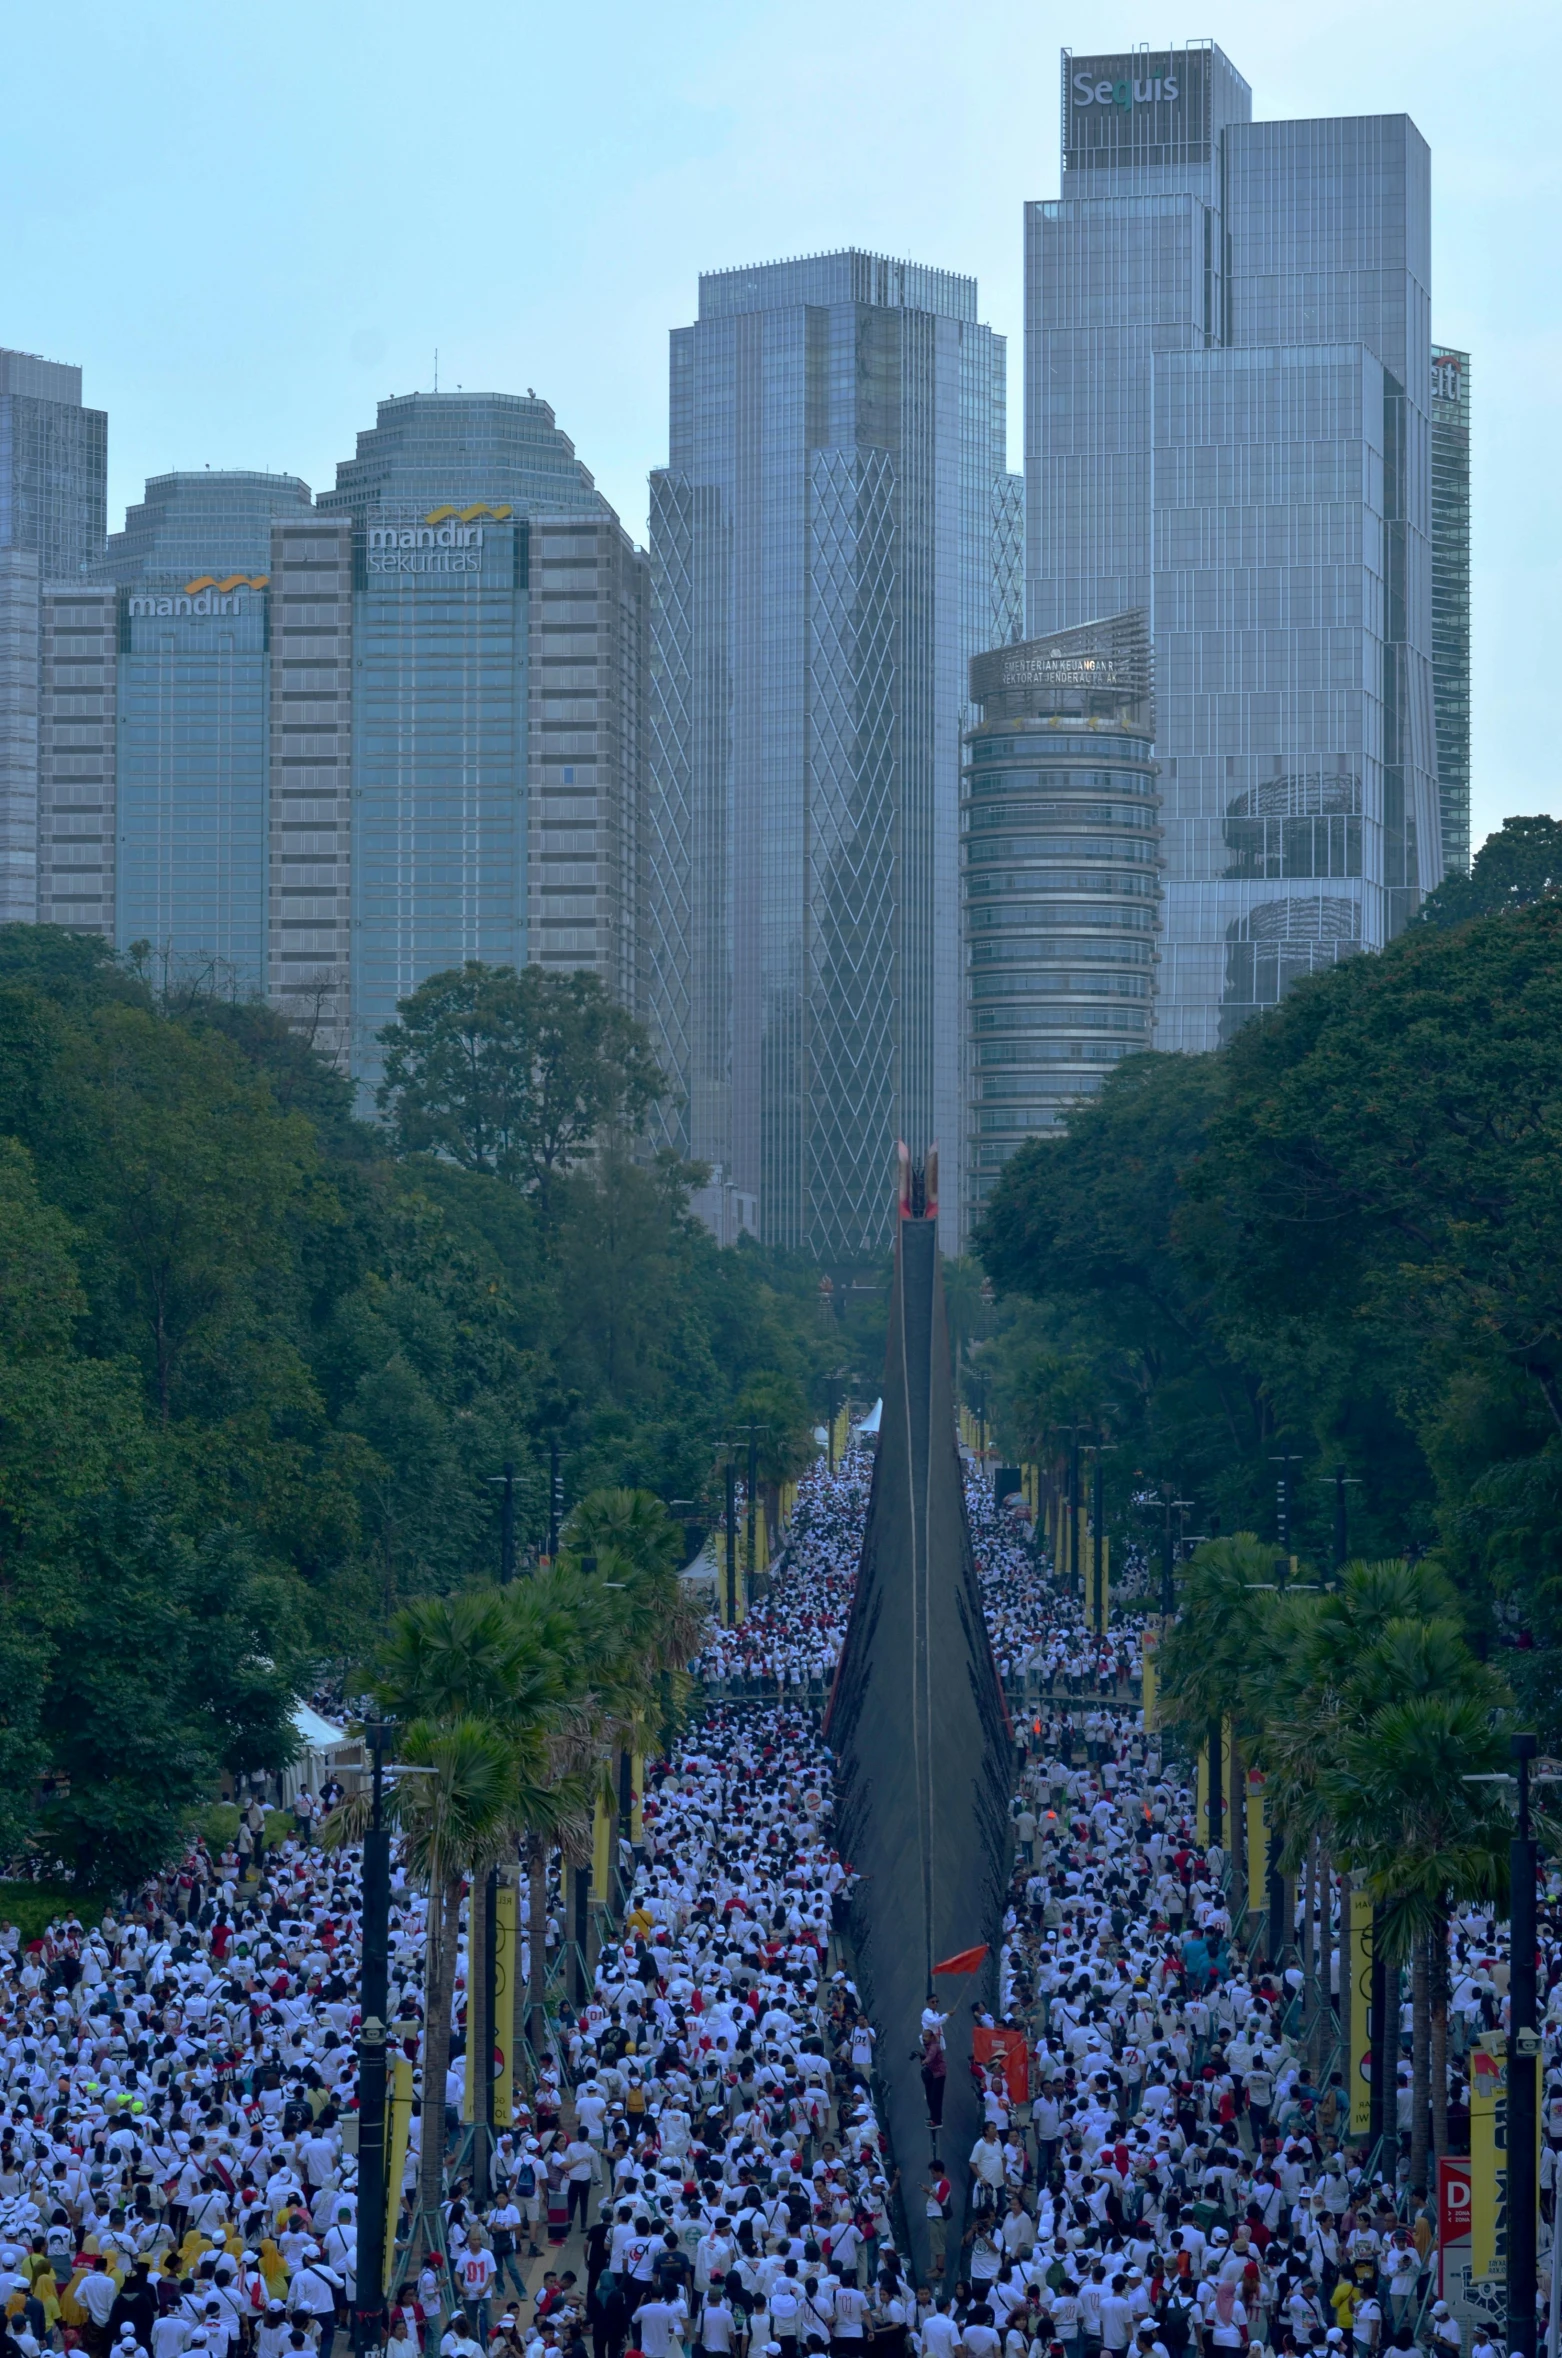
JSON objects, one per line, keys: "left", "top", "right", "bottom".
{"left": 515, "top": 2162, "right": 536, "bottom": 2198}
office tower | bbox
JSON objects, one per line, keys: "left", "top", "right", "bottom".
{"left": 92, "top": 472, "right": 314, "bottom": 997}
{"left": 0, "top": 349, "right": 107, "bottom": 578}
{"left": 649, "top": 250, "right": 1021, "bottom": 1258}
{"left": 317, "top": 391, "right": 649, "bottom": 1086}
{"left": 962, "top": 611, "right": 1160, "bottom": 1218}
{"left": 0, "top": 553, "right": 39, "bottom": 924}
{"left": 37, "top": 584, "right": 116, "bottom": 936}
{"left": 0, "top": 349, "right": 108, "bottom": 924}
{"left": 266, "top": 515, "right": 354, "bottom": 1056}
{"left": 97, "top": 468, "right": 313, "bottom": 586}
{"left": 1027, "top": 47, "right": 1441, "bottom": 1050}
{"left": 1431, "top": 347, "right": 1471, "bottom": 876}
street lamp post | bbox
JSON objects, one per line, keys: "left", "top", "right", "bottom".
{"left": 353, "top": 1719, "right": 393, "bottom": 2357}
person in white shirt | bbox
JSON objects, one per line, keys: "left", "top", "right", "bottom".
{"left": 700, "top": 2293, "right": 738, "bottom": 2357}
{"left": 632, "top": 2293, "right": 690, "bottom": 2358}
{"left": 833, "top": 2284, "right": 870, "bottom": 2346}
{"left": 922, "top": 2301, "right": 960, "bottom": 2358}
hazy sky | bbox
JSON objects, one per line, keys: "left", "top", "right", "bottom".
{"left": 4, "top": 0, "right": 1555, "bottom": 851}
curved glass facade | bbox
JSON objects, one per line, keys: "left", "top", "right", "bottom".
{"left": 962, "top": 616, "right": 1161, "bottom": 1222}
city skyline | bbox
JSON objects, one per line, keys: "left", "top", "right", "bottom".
{"left": 0, "top": 0, "right": 1552, "bottom": 857}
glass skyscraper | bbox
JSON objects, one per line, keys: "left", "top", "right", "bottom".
{"left": 1027, "top": 46, "right": 1443, "bottom": 1050}
{"left": 0, "top": 348, "right": 107, "bottom": 924}
{"left": 317, "top": 391, "right": 648, "bottom": 1089}
{"left": 0, "top": 348, "right": 106, "bottom": 578}
{"left": 648, "top": 250, "right": 1021, "bottom": 1258}
{"left": 1431, "top": 347, "right": 1471, "bottom": 877}
{"left": 962, "top": 612, "right": 1160, "bottom": 1218}
{"left": 89, "top": 471, "right": 314, "bottom": 997}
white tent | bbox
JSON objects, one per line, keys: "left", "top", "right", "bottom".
{"left": 280, "top": 1702, "right": 361, "bottom": 1808}
{"left": 853, "top": 1397, "right": 883, "bottom": 1437}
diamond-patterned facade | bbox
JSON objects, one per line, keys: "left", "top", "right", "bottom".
{"left": 806, "top": 448, "right": 900, "bottom": 1262}
{"left": 646, "top": 253, "right": 1015, "bottom": 1254}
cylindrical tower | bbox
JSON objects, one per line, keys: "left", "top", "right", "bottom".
{"left": 963, "top": 609, "right": 1162, "bottom": 1227}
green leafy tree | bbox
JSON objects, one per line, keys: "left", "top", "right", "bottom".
{"left": 36, "top": 1506, "right": 303, "bottom": 1887}
{"left": 1420, "top": 814, "right": 1562, "bottom": 930}
{"left": 376, "top": 963, "right": 665, "bottom": 1208}
{"left": 1209, "top": 899, "right": 1562, "bottom": 1438}
{"left": 64, "top": 1005, "right": 317, "bottom": 1423}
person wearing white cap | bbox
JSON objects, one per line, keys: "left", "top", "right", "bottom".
{"left": 1429, "top": 2302, "right": 1461, "bottom": 2355}
{"left": 291, "top": 2249, "right": 346, "bottom": 2358}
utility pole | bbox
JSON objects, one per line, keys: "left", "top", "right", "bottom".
{"left": 1068, "top": 1429, "right": 1082, "bottom": 1600}
{"left": 1510, "top": 1732, "right": 1540, "bottom": 2358}
{"left": 1317, "top": 1463, "right": 1358, "bottom": 1578}
{"left": 1092, "top": 1443, "right": 1105, "bottom": 1637}
{"left": 1269, "top": 1450, "right": 1304, "bottom": 1561}
{"left": 487, "top": 1462, "right": 518, "bottom": 1583}
{"left": 353, "top": 1719, "right": 392, "bottom": 2356}
{"left": 474, "top": 1864, "right": 498, "bottom": 2200}
{"left": 547, "top": 1435, "right": 561, "bottom": 1560}
{"left": 725, "top": 1452, "right": 738, "bottom": 1627}
{"left": 1462, "top": 1733, "right": 1550, "bottom": 2357}
{"left": 1160, "top": 1492, "right": 1176, "bottom": 1621}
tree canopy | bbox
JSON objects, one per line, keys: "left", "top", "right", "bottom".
{"left": 0, "top": 927, "right": 837, "bottom": 1884}
{"left": 1419, "top": 812, "right": 1562, "bottom": 930}
{"left": 974, "top": 893, "right": 1562, "bottom": 1712}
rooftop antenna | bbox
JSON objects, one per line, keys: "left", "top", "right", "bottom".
{"left": 433, "top": 348, "right": 439, "bottom": 392}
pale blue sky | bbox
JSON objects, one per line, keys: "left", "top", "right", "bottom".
{"left": 3, "top": 0, "right": 1555, "bottom": 850}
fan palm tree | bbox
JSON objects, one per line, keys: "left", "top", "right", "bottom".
{"left": 323, "top": 1714, "right": 522, "bottom": 2254}
{"left": 1325, "top": 1692, "right": 1513, "bottom": 2191}
{"left": 1159, "top": 1534, "right": 1282, "bottom": 1862}
{"left": 559, "top": 1487, "right": 682, "bottom": 1577}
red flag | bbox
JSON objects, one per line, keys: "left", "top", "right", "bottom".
{"left": 973, "top": 2024, "right": 1030, "bottom": 2096}
{"left": 931, "top": 1943, "right": 989, "bottom": 1975}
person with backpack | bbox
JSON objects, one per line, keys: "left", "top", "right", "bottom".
{"left": 511, "top": 2142, "right": 544, "bottom": 2258}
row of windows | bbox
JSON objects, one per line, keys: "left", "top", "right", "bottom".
{"left": 965, "top": 834, "right": 1160, "bottom": 863}
{"left": 966, "top": 802, "right": 1156, "bottom": 831}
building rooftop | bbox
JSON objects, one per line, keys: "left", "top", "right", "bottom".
{"left": 698, "top": 249, "right": 979, "bottom": 323}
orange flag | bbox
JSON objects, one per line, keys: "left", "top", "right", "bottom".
{"left": 931, "top": 1943, "right": 990, "bottom": 1975}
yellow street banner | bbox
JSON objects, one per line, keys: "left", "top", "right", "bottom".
{"left": 1470, "top": 2036, "right": 1507, "bottom": 2281}
{"left": 385, "top": 2049, "right": 413, "bottom": 2261}
{"left": 1348, "top": 1884, "right": 1372, "bottom": 2136}
{"left": 1140, "top": 1629, "right": 1158, "bottom": 1732}
{"left": 493, "top": 1880, "right": 516, "bottom": 2128}
{"left": 591, "top": 1789, "right": 612, "bottom": 1903}
{"left": 1246, "top": 1774, "right": 1266, "bottom": 1915}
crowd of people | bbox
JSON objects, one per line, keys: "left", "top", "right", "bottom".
{"left": 0, "top": 1444, "right": 1546, "bottom": 2358}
